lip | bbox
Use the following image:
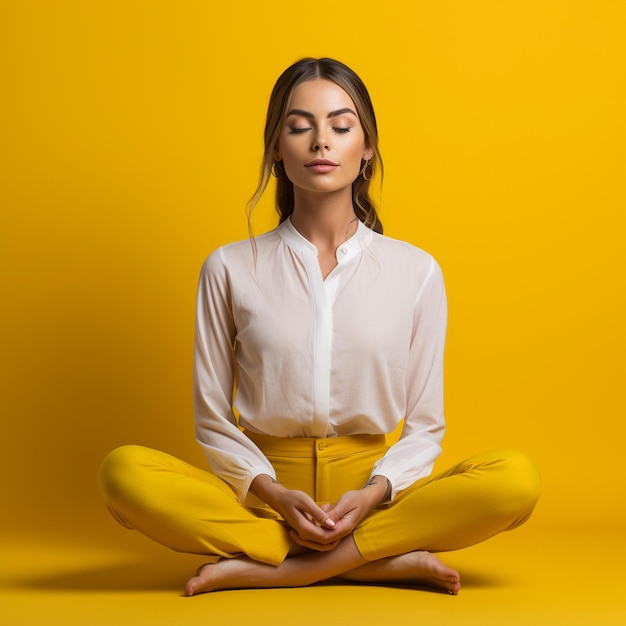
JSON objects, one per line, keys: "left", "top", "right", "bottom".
{"left": 305, "top": 158, "right": 339, "bottom": 173}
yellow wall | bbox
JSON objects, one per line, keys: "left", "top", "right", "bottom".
{"left": 1, "top": 1, "right": 624, "bottom": 538}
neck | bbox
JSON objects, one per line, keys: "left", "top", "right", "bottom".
{"left": 290, "top": 188, "right": 358, "bottom": 250}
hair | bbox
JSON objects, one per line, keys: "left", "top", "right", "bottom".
{"left": 247, "top": 57, "right": 384, "bottom": 234}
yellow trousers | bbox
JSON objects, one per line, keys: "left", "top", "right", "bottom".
{"left": 99, "top": 435, "right": 540, "bottom": 567}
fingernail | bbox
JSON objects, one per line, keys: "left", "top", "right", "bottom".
{"left": 325, "top": 518, "right": 335, "bottom": 527}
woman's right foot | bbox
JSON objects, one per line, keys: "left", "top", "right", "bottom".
{"left": 185, "top": 558, "right": 256, "bottom": 596}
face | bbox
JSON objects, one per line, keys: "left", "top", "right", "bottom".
{"left": 276, "top": 79, "right": 372, "bottom": 196}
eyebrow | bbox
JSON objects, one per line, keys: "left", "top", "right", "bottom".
{"left": 286, "top": 107, "right": 358, "bottom": 119}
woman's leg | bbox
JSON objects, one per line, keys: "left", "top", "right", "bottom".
{"left": 98, "top": 445, "right": 292, "bottom": 566}
{"left": 185, "top": 448, "right": 537, "bottom": 596}
{"left": 353, "top": 449, "right": 541, "bottom": 561}
{"left": 101, "top": 445, "right": 537, "bottom": 594}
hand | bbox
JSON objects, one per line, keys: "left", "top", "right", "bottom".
{"left": 250, "top": 475, "right": 339, "bottom": 551}
{"left": 283, "top": 475, "right": 391, "bottom": 550}
{"left": 320, "top": 487, "right": 383, "bottom": 542}
{"left": 273, "top": 489, "right": 343, "bottom": 552}
{"left": 250, "top": 474, "right": 390, "bottom": 552}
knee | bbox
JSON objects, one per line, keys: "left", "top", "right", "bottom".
{"left": 98, "top": 445, "right": 149, "bottom": 504}
{"left": 491, "top": 449, "right": 542, "bottom": 518}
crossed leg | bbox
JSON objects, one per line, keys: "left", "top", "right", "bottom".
{"left": 100, "top": 446, "right": 539, "bottom": 596}
{"left": 184, "top": 448, "right": 540, "bottom": 596}
{"left": 184, "top": 536, "right": 461, "bottom": 596}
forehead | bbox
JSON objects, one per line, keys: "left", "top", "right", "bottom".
{"left": 288, "top": 79, "right": 357, "bottom": 113}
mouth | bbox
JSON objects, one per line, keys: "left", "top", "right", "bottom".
{"left": 305, "top": 159, "right": 339, "bottom": 173}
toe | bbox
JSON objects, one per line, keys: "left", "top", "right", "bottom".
{"left": 184, "top": 579, "right": 197, "bottom": 596}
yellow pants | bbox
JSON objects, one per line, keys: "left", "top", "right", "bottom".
{"left": 99, "top": 435, "right": 540, "bottom": 567}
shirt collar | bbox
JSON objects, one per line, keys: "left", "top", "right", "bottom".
{"left": 277, "top": 216, "right": 373, "bottom": 259}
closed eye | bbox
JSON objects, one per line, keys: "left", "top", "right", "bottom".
{"left": 333, "top": 127, "right": 352, "bottom": 134}
{"left": 288, "top": 127, "right": 311, "bottom": 134}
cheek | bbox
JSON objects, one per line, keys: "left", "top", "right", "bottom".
{"left": 346, "top": 140, "right": 367, "bottom": 170}
{"left": 275, "top": 137, "right": 287, "bottom": 161}
{"left": 278, "top": 136, "right": 304, "bottom": 163}
{"left": 347, "top": 132, "right": 367, "bottom": 159}
{"left": 279, "top": 148, "right": 303, "bottom": 182}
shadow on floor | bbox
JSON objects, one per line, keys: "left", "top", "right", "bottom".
{"left": 10, "top": 559, "right": 194, "bottom": 592}
{"left": 9, "top": 557, "right": 513, "bottom": 593}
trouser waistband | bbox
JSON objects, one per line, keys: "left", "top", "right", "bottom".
{"left": 244, "top": 431, "right": 387, "bottom": 459}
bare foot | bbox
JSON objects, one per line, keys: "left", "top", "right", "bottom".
{"left": 185, "top": 558, "right": 240, "bottom": 596}
{"left": 339, "top": 551, "right": 461, "bottom": 595}
{"left": 186, "top": 556, "right": 282, "bottom": 596}
{"left": 184, "top": 562, "right": 217, "bottom": 596}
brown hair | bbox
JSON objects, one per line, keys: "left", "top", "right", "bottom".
{"left": 247, "top": 57, "right": 384, "bottom": 234}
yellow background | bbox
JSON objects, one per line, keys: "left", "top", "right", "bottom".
{"left": 1, "top": 0, "right": 624, "bottom": 549}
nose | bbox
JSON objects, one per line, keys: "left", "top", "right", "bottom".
{"left": 312, "top": 141, "right": 330, "bottom": 152}
{"left": 312, "top": 131, "right": 329, "bottom": 152}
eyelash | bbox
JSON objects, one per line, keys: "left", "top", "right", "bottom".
{"left": 288, "top": 127, "right": 352, "bottom": 134}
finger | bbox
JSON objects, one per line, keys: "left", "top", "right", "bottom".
{"left": 290, "top": 510, "right": 329, "bottom": 533}
{"left": 290, "top": 531, "right": 340, "bottom": 552}
{"left": 300, "top": 510, "right": 329, "bottom": 529}
{"left": 290, "top": 519, "right": 339, "bottom": 543}
{"left": 287, "top": 517, "right": 344, "bottom": 544}
{"left": 298, "top": 501, "right": 336, "bottom": 529}
{"left": 284, "top": 491, "right": 336, "bottom": 529}
{"left": 325, "top": 501, "right": 354, "bottom": 524}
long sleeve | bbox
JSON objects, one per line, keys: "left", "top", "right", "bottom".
{"left": 369, "top": 258, "right": 447, "bottom": 500}
{"left": 193, "top": 247, "right": 276, "bottom": 502}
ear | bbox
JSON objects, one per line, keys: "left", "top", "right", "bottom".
{"left": 362, "top": 146, "right": 373, "bottom": 161}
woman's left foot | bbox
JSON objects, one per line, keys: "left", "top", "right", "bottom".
{"left": 339, "top": 550, "right": 461, "bottom": 594}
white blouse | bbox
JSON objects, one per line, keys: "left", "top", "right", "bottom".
{"left": 194, "top": 218, "right": 447, "bottom": 503}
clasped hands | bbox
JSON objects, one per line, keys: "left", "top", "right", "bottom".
{"left": 251, "top": 474, "right": 390, "bottom": 552}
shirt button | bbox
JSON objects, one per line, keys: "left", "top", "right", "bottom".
{"left": 340, "top": 247, "right": 348, "bottom": 255}
{"left": 317, "top": 442, "right": 327, "bottom": 451}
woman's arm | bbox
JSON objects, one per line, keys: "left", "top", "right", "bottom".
{"left": 368, "top": 256, "right": 448, "bottom": 500}
{"left": 194, "top": 248, "right": 277, "bottom": 502}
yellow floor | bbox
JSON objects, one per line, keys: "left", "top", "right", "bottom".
{"left": 2, "top": 526, "right": 624, "bottom": 626}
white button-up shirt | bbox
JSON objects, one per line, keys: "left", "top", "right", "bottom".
{"left": 194, "top": 218, "right": 447, "bottom": 502}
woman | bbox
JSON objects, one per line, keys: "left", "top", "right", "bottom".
{"left": 99, "top": 57, "right": 541, "bottom": 596}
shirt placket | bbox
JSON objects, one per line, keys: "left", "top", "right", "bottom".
{"left": 302, "top": 244, "right": 357, "bottom": 438}
{"left": 301, "top": 249, "right": 332, "bottom": 437}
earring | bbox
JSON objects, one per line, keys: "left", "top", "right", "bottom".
{"left": 271, "top": 161, "right": 283, "bottom": 178}
{"left": 361, "top": 159, "right": 373, "bottom": 181}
